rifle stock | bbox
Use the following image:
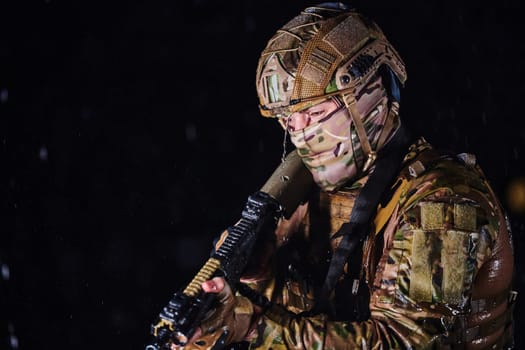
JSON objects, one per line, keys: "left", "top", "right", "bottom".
{"left": 146, "top": 151, "right": 312, "bottom": 350}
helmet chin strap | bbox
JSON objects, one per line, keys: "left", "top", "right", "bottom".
{"left": 376, "top": 101, "right": 400, "bottom": 150}
{"left": 340, "top": 92, "right": 400, "bottom": 173}
{"left": 341, "top": 91, "right": 375, "bottom": 173}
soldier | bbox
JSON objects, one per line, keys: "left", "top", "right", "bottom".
{"left": 177, "top": 3, "right": 516, "bottom": 349}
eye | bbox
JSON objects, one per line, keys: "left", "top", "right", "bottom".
{"left": 309, "top": 109, "right": 325, "bottom": 118}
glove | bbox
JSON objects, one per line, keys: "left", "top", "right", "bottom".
{"left": 171, "top": 277, "right": 254, "bottom": 350}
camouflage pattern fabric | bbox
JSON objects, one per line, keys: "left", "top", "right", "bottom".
{"left": 289, "top": 75, "right": 391, "bottom": 192}
{"left": 242, "top": 138, "right": 511, "bottom": 349}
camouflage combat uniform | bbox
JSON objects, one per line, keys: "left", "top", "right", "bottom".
{"left": 243, "top": 138, "right": 515, "bottom": 349}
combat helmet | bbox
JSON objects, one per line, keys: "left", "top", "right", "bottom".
{"left": 256, "top": 2, "right": 406, "bottom": 117}
{"left": 256, "top": 2, "right": 407, "bottom": 171}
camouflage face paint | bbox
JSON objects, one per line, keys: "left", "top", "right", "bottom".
{"left": 290, "top": 106, "right": 358, "bottom": 191}
{"left": 289, "top": 78, "right": 389, "bottom": 192}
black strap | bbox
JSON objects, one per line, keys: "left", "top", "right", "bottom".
{"left": 315, "top": 125, "right": 412, "bottom": 313}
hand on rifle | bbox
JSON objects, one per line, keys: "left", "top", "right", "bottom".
{"left": 170, "top": 277, "right": 255, "bottom": 350}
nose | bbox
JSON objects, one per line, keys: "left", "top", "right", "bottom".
{"left": 288, "top": 112, "right": 309, "bottom": 131}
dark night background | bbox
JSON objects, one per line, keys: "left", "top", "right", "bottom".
{"left": 1, "top": 0, "right": 524, "bottom": 349}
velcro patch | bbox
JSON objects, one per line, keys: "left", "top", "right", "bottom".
{"left": 442, "top": 230, "right": 468, "bottom": 304}
{"left": 420, "top": 202, "right": 445, "bottom": 230}
{"left": 410, "top": 229, "right": 433, "bottom": 302}
{"left": 301, "top": 63, "right": 324, "bottom": 86}
{"left": 454, "top": 203, "right": 477, "bottom": 231}
{"left": 324, "top": 15, "right": 368, "bottom": 56}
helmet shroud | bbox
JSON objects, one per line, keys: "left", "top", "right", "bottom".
{"left": 256, "top": 4, "right": 406, "bottom": 118}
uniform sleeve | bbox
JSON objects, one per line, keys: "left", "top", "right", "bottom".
{"left": 248, "top": 169, "right": 502, "bottom": 349}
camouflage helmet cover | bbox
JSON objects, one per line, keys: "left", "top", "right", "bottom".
{"left": 256, "top": 3, "right": 407, "bottom": 118}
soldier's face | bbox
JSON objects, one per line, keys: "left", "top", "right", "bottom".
{"left": 286, "top": 99, "right": 340, "bottom": 132}
{"left": 282, "top": 75, "right": 389, "bottom": 191}
{"left": 285, "top": 98, "right": 355, "bottom": 191}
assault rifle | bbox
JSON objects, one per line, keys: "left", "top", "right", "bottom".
{"left": 146, "top": 151, "right": 312, "bottom": 350}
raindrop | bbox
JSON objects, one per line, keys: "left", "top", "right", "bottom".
{"left": 9, "top": 335, "right": 19, "bottom": 349}
{"left": 39, "top": 146, "right": 48, "bottom": 161}
{"left": 481, "top": 112, "right": 487, "bottom": 126}
{"left": 1, "top": 263, "right": 10, "bottom": 280}
{"left": 0, "top": 88, "right": 7, "bottom": 104}
{"left": 185, "top": 123, "right": 197, "bottom": 142}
